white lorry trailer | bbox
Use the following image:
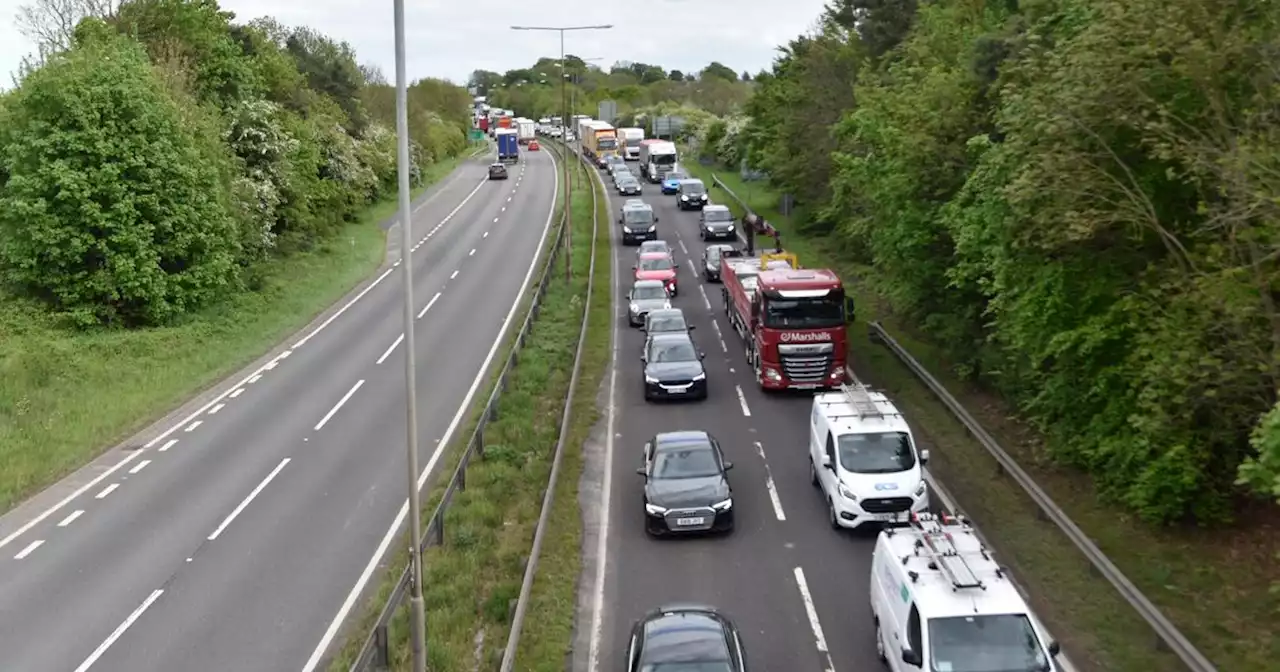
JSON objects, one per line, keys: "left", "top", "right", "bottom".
{"left": 618, "top": 127, "right": 645, "bottom": 160}
{"left": 516, "top": 117, "right": 537, "bottom": 144}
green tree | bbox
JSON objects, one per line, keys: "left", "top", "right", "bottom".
{"left": 0, "top": 21, "right": 240, "bottom": 326}
{"left": 700, "top": 61, "right": 738, "bottom": 82}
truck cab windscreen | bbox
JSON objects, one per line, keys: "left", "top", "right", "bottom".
{"left": 836, "top": 432, "right": 915, "bottom": 474}
{"left": 598, "top": 137, "right": 618, "bottom": 149}
{"left": 623, "top": 210, "right": 654, "bottom": 225}
{"left": 653, "top": 153, "right": 677, "bottom": 166}
{"left": 927, "top": 614, "right": 1050, "bottom": 672}
{"left": 762, "top": 294, "right": 843, "bottom": 328}
{"left": 626, "top": 138, "right": 642, "bottom": 147}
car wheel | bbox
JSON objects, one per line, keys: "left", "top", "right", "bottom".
{"left": 828, "top": 498, "right": 841, "bottom": 530}
{"left": 810, "top": 458, "right": 819, "bottom": 487}
{"left": 875, "top": 620, "right": 888, "bottom": 664}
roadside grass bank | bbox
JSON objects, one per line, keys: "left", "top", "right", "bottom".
{"left": 683, "top": 161, "right": 1275, "bottom": 671}
{"left": 0, "top": 151, "right": 474, "bottom": 515}
{"left": 326, "top": 141, "right": 605, "bottom": 671}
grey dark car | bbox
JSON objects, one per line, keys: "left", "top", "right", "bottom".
{"left": 641, "top": 332, "right": 707, "bottom": 401}
{"left": 677, "top": 179, "right": 709, "bottom": 210}
{"left": 637, "top": 431, "right": 734, "bottom": 535}
{"left": 644, "top": 308, "right": 691, "bottom": 335}
{"left": 699, "top": 205, "right": 736, "bottom": 240}
{"left": 624, "top": 601, "right": 747, "bottom": 670}
{"left": 626, "top": 604, "right": 748, "bottom": 672}
{"left": 617, "top": 176, "right": 642, "bottom": 195}
{"left": 702, "top": 244, "right": 735, "bottom": 282}
{"left": 628, "top": 280, "right": 671, "bottom": 327}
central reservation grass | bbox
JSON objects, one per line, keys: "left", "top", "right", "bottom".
{"left": 680, "top": 158, "right": 1278, "bottom": 672}
{"left": 0, "top": 151, "right": 478, "bottom": 515}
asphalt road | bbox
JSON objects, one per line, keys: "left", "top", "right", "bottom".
{"left": 0, "top": 147, "right": 560, "bottom": 671}
{"left": 585, "top": 158, "right": 889, "bottom": 672}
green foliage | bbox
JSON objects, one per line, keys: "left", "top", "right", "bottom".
{"left": 0, "top": 25, "right": 240, "bottom": 326}
{"left": 0, "top": 0, "right": 474, "bottom": 328}
{"left": 730, "top": 0, "right": 1280, "bottom": 523}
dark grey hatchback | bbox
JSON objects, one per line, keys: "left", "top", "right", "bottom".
{"left": 638, "top": 431, "right": 734, "bottom": 535}
{"left": 642, "top": 333, "right": 707, "bottom": 401}
{"left": 626, "top": 604, "right": 748, "bottom": 672}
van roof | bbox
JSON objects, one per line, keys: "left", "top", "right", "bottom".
{"left": 813, "top": 385, "right": 910, "bottom": 435}
{"left": 877, "top": 515, "right": 1032, "bottom": 620}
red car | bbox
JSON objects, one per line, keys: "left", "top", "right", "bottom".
{"left": 528, "top": 140, "right": 540, "bottom": 151}
{"left": 634, "top": 252, "right": 677, "bottom": 296}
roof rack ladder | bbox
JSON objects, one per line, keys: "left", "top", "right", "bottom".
{"left": 909, "top": 512, "right": 984, "bottom": 590}
{"left": 840, "top": 383, "right": 883, "bottom": 419}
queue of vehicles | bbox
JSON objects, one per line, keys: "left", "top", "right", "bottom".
{"left": 554, "top": 128, "right": 1064, "bottom": 672}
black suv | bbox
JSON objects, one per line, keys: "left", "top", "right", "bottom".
{"left": 676, "top": 179, "right": 709, "bottom": 210}
{"left": 487, "top": 163, "right": 508, "bottom": 180}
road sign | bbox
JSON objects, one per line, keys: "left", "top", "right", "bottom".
{"left": 652, "top": 116, "right": 686, "bottom": 139}
{"left": 597, "top": 100, "right": 618, "bottom": 124}
{"left": 469, "top": 129, "right": 485, "bottom": 142}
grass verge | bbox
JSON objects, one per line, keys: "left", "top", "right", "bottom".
{"left": 0, "top": 151, "right": 473, "bottom": 514}
{"left": 683, "top": 160, "right": 1279, "bottom": 671}
{"left": 325, "top": 141, "right": 608, "bottom": 671}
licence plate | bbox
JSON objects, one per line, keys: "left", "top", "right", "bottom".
{"left": 661, "top": 384, "right": 690, "bottom": 393}
{"left": 792, "top": 384, "right": 819, "bottom": 390}
{"left": 676, "top": 517, "right": 705, "bottom": 526}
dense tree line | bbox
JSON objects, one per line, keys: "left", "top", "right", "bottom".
{"left": 738, "top": 0, "right": 1280, "bottom": 523}
{"left": 0, "top": 0, "right": 472, "bottom": 328}
{"left": 480, "top": 0, "right": 1280, "bottom": 523}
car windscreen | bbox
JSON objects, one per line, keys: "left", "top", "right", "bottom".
{"left": 927, "top": 614, "right": 1048, "bottom": 672}
{"left": 704, "top": 210, "right": 732, "bottom": 222}
{"left": 648, "top": 313, "right": 687, "bottom": 331}
{"left": 639, "top": 257, "right": 673, "bottom": 272}
{"left": 633, "top": 285, "right": 666, "bottom": 300}
{"left": 649, "top": 339, "right": 697, "bottom": 362}
{"left": 836, "top": 432, "right": 916, "bottom": 474}
{"left": 652, "top": 446, "right": 720, "bottom": 479}
{"left": 667, "top": 173, "right": 689, "bottom": 181}
{"left": 681, "top": 182, "right": 706, "bottom": 194}
{"left": 624, "top": 210, "right": 654, "bottom": 225}
{"left": 640, "top": 662, "right": 734, "bottom": 672}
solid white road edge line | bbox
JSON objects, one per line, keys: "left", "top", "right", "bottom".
{"left": 586, "top": 159, "right": 617, "bottom": 672}
{"left": 0, "top": 450, "right": 141, "bottom": 550}
{"left": 207, "top": 458, "right": 291, "bottom": 541}
{"left": 314, "top": 380, "right": 365, "bottom": 432}
{"left": 73, "top": 589, "right": 164, "bottom": 672}
{"left": 300, "top": 144, "right": 561, "bottom": 672}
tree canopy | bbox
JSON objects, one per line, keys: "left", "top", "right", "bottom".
{"left": 3, "top": 0, "right": 472, "bottom": 327}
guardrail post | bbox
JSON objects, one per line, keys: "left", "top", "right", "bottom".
{"left": 474, "top": 431, "right": 485, "bottom": 458}
{"left": 373, "top": 623, "right": 390, "bottom": 670}
{"left": 429, "top": 511, "right": 444, "bottom": 546}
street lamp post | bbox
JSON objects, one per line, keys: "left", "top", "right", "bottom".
{"left": 392, "top": 1, "right": 426, "bottom": 671}
{"left": 511, "top": 24, "right": 612, "bottom": 283}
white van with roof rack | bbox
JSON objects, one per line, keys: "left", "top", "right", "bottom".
{"left": 808, "top": 383, "right": 929, "bottom": 530}
{"left": 871, "top": 512, "right": 1063, "bottom": 671}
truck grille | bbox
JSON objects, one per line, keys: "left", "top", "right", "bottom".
{"left": 779, "top": 353, "right": 832, "bottom": 383}
{"left": 861, "top": 497, "right": 914, "bottom": 514}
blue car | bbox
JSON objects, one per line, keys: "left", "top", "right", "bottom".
{"left": 661, "top": 171, "right": 690, "bottom": 195}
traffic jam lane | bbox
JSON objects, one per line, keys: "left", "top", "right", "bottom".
{"left": 598, "top": 167, "right": 839, "bottom": 672}
{"left": 640, "top": 175, "right": 890, "bottom": 670}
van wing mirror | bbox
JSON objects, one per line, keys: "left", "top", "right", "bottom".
{"left": 920, "top": 449, "right": 930, "bottom": 464}
{"left": 901, "top": 647, "right": 923, "bottom": 667}
{"left": 1048, "top": 640, "right": 1061, "bottom": 657}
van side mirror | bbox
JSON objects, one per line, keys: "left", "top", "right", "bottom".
{"left": 920, "top": 449, "right": 930, "bottom": 465}
{"left": 635, "top": 467, "right": 646, "bottom": 477}
{"left": 654, "top": 215, "right": 660, "bottom": 222}
{"left": 687, "top": 325, "right": 695, "bottom": 331}
{"left": 901, "top": 647, "right": 922, "bottom": 667}
{"left": 820, "top": 457, "right": 833, "bottom": 470}
{"left": 1048, "top": 641, "right": 1060, "bottom": 657}
{"left": 699, "top": 352, "right": 706, "bottom": 359}
{"left": 723, "top": 461, "right": 734, "bottom": 471}
{"left": 844, "top": 296, "right": 856, "bottom": 322}
{"left": 618, "top": 216, "right": 623, "bottom": 223}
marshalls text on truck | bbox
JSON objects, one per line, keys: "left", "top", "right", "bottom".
{"left": 720, "top": 250, "right": 853, "bottom": 390}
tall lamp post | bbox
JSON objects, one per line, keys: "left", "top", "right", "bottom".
{"left": 392, "top": 1, "right": 427, "bottom": 671}
{"left": 510, "top": 24, "right": 612, "bottom": 283}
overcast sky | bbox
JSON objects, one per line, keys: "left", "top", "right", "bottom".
{"left": 1, "top": 0, "right": 831, "bottom": 89}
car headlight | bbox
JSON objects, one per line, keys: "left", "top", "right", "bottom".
{"left": 680, "top": 195, "right": 689, "bottom": 200}
{"left": 629, "top": 303, "right": 639, "bottom": 313}
{"left": 838, "top": 482, "right": 858, "bottom": 500}
{"left": 699, "top": 194, "right": 707, "bottom": 200}
{"left": 645, "top": 503, "right": 667, "bottom": 515}
{"left": 645, "top": 375, "right": 659, "bottom": 384}
{"left": 662, "top": 301, "right": 672, "bottom": 309}
{"left": 726, "top": 224, "right": 734, "bottom": 231}
{"left": 914, "top": 480, "right": 927, "bottom": 497}
{"left": 692, "top": 372, "right": 706, "bottom": 381}
{"left": 646, "top": 225, "right": 656, "bottom": 232}
{"left": 712, "top": 498, "right": 733, "bottom": 510}
{"left": 622, "top": 226, "right": 632, "bottom": 233}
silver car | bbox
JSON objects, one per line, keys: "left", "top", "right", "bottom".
{"left": 644, "top": 308, "right": 692, "bottom": 335}
{"left": 628, "top": 280, "right": 671, "bottom": 327}
{"left": 637, "top": 240, "right": 673, "bottom": 261}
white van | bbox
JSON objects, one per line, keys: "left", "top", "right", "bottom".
{"left": 870, "top": 513, "right": 1062, "bottom": 671}
{"left": 808, "top": 383, "right": 929, "bottom": 530}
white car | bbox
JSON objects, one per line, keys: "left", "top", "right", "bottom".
{"left": 809, "top": 384, "right": 929, "bottom": 530}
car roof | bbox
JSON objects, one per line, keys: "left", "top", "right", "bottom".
{"left": 640, "top": 240, "right": 669, "bottom": 247}
{"left": 642, "top": 609, "right": 730, "bottom": 663}
{"left": 648, "top": 331, "right": 695, "bottom": 347}
{"left": 647, "top": 308, "right": 685, "bottom": 320}
{"left": 633, "top": 279, "right": 666, "bottom": 289}
{"left": 638, "top": 252, "right": 672, "bottom": 260}
{"left": 704, "top": 205, "right": 730, "bottom": 212}
{"left": 623, "top": 202, "right": 651, "bottom": 210}
{"left": 679, "top": 179, "right": 704, "bottom": 185}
